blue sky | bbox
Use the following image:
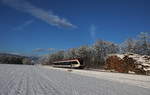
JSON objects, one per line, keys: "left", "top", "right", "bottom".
{"left": 0, "top": 0, "right": 149, "bottom": 55}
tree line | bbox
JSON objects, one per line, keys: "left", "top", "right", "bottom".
{"left": 0, "top": 53, "right": 35, "bottom": 65}
{"left": 42, "top": 32, "right": 150, "bottom": 68}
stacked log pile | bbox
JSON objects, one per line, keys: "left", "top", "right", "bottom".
{"left": 105, "top": 53, "right": 150, "bottom": 75}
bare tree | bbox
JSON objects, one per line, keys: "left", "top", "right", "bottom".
{"left": 64, "top": 48, "right": 78, "bottom": 59}
{"left": 134, "top": 32, "right": 150, "bottom": 55}
{"left": 93, "top": 40, "right": 119, "bottom": 66}
{"left": 121, "top": 38, "right": 136, "bottom": 53}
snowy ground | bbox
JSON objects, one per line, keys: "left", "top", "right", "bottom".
{"left": 0, "top": 64, "right": 150, "bottom": 95}
{"left": 44, "top": 66, "right": 150, "bottom": 89}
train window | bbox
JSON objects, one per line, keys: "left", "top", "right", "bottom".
{"left": 71, "top": 61, "right": 78, "bottom": 64}
{"left": 54, "top": 61, "right": 78, "bottom": 65}
{"left": 63, "top": 62, "right": 70, "bottom": 65}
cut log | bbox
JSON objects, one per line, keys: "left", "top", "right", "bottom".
{"left": 105, "top": 53, "right": 150, "bottom": 75}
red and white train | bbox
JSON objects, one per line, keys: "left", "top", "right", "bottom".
{"left": 52, "top": 58, "right": 84, "bottom": 69}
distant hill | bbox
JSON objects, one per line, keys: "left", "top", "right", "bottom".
{"left": 0, "top": 53, "right": 38, "bottom": 65}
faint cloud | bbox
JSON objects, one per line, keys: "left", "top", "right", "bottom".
{"left": 33, "top": 48, "right": 56, "bottom": 54}
{"left": 90, "top": 24, "right": 96, "bottom": 41}
{"left": 5, "top": 52, "right": 21, "bottom": 55}
{"left": 32, "top": 48, "right": 46, "bottom": 52}
{"left": 48, "top": 48, "right": 55, "bottom": 51}
{"left": 2, "top": 0, "right": 76, "bottom": 28}
{"left": 12, "top": 19, "right": 34, "bottom": 31}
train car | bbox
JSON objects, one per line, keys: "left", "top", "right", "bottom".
{"left": 52, "top": 58, "right": 84, "bottom": 69}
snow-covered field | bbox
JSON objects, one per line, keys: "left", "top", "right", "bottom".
{"left": 0, "top": 64, "right": 150, "bottom": 95}
{"left": 45, "top": 66, "right": 150, "bottom": 89}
